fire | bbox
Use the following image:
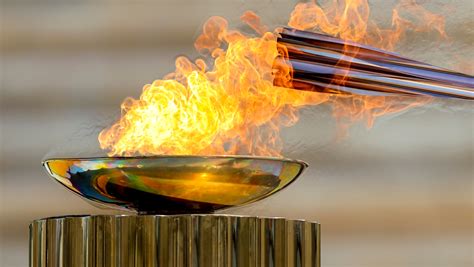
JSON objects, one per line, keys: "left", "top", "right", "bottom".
{"left": 99, "top": 0, "right": 445, "bottom": 157}
{"left": 288, "top": 0, "right": 446, "bottom": 51}
{"left": 99, "top": 16, "right": 325, "bottom": 156}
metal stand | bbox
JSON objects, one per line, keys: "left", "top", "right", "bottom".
{"left": 30, "top": 214, "right": 320, "bottom": 267}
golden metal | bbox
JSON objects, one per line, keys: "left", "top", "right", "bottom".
{"left": 30, "top": 214, "right": 320, "bottom": 267}
{"left": 42, "top": 156, "right": 307, "bottom": 214}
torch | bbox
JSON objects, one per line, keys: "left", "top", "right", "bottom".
{"left": 276, "top": 27, "right": 474, "bottom": 100}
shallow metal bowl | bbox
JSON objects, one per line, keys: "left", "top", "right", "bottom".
{"left": 43, "top": 156, "right": 307, "bottom": 214}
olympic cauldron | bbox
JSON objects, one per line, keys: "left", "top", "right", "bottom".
{"left": 30, "top": 155, "right": 320, "bottom": 266}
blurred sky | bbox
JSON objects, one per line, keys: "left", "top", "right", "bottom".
{"left": 1, "top": 0, "right": 473, "bottom": 266}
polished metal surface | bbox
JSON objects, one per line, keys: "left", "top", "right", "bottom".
{"left": 42, "top": 156, "right": 307, "bottom": 214}
{"left": 30, "top": 214, "right": 320, "bottom": 267}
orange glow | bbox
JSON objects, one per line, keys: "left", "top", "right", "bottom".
{"left": 99, "top": 1, "right": 444, "bottom": 157}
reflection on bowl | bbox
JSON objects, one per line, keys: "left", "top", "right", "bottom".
{"left": 43, "top": 156, "right": 307, "bottom": 214}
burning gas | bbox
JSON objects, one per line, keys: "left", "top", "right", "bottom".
{"left": 99, "top": 0, "right": 446, "bottom": 157}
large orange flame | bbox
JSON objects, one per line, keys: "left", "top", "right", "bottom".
{"left": 99, "top": 0, "right": 445, "bottom": 157}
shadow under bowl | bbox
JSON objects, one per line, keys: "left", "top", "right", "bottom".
{"left": 43, "top": 156, "right": 307, "bottom": 214}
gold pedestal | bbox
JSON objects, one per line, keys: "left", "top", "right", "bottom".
{"left": 30, "top": 215, "right": 320, "bottom": 267}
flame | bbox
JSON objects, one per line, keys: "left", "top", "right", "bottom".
{"left": 288, "top": 0, "right": 446, "bottom": 51}
{"left": 99, "top": 16, "right": 326, "bottom": 156}
{"left": 99, "top": 0, "right": 445, "bottom": 157}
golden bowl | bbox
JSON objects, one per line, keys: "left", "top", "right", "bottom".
{"left": 43, "top": 156, "right": 307, "bottom": 214}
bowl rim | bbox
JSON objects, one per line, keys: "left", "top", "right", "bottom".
{"left": 42, "top": 155, "right": 308, "bottom": 168}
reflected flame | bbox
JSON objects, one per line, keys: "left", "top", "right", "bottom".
{"left": 99, "top": 0, "right": 445, "bottom": 156}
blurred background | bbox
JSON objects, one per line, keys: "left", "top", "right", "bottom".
{"left": 1, "top": 0, "right": 472, "bottom": 266}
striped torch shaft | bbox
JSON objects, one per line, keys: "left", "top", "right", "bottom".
{"left": 276, "top": 27, "right": 474, "bottom": 100}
